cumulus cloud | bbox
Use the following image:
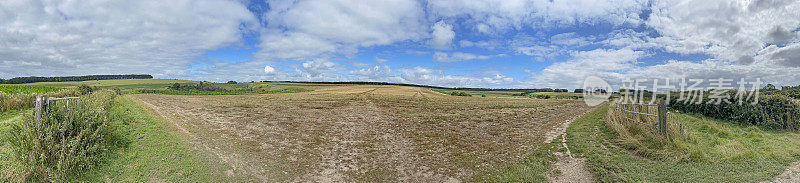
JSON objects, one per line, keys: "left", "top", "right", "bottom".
{"left": 264, "top": 65, "right": 276, "bottom": 74}
{"left": 430, "top": 21, "right": 456, "bottom": 50}
{"left": 399, "top": 67, "right": 514, "bottom": 87}
{"left": 645, "top": 0, "right": 800, "bottom": 64}
{"left": 428, "top": 0, "right": 648, "bottom": 34}
{"left": 525, "top": 48, "right": 800, "bottom": 90}
{"left": 0, "top": 0, "right": 256, "bottom": 79}
{"left": 302, "top": 59, "right": 344, "bottom": 76}
{"left": 526, "top": 48, "right": 645, "bottom": 89}
{"left": 256, "top": 0, "right": 428, "bottom": 60}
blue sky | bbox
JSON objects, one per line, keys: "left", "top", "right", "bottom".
{"left": 2, "top": 0, "right": 800, "bottom": 89}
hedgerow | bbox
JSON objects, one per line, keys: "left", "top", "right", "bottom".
{"left": 667, "top": 91, "right": 800, "bottom": 131}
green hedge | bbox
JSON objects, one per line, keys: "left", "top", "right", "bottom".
{"left": 668, "top": 91, "right": 800, "bottom": 131}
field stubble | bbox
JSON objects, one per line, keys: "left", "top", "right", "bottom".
{"left": 134, "top": 85, "right": 593, "bottom": 182}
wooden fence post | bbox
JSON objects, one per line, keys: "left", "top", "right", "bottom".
{"left": 34, "top": 95, "right": 47, "bottom": 123}
{"left": 657, "top": 101, "right": 667, "bottom": 136}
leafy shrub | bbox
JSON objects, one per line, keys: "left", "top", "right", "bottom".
{"left": 668, "top": 91, "right": 800, "bottom": 131}
{"left": 6, "top": 90, "right": 122, "bottom": 181}
{"left": 526, "top": 94, "right": 582, "bottom": 100}
{"left": 449, "top": 91, "right": 472, "bottom": 97}
{"left": 226, "top": 81, "right": 238, "bottom": 84}
{"left": 167, "top": 82, "right": 227, "bottom": 92}
{"left": 530, "top": 94, "right": 550, "bottom": 99}
{"left": 77, "top": 85, "right": 94, "bottom": 95}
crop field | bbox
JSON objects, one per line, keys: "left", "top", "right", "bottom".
{"left": 0, "top": 85, "right": 62, "bottom": 94}
{"left": 134, "top": 85, "right": 594, "bottom": 182}
{"left": 20, "top": 79, "right": 196, "bottom": 89}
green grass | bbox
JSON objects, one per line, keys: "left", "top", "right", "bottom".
{"left": 20, "top": 79, "right": 196, "bottom": 89}
{"left": 0, "top": 110, "right": 25, "bottom": 179}
{"left": 0, "top": 85, "right": 62, "bottom": 94}
{"left": 75, "top": 96, "right": 252, "bottom": 182}
{"left": 483, "top": 135, "right": 562, "bottom": 182}
{"left": 567, "top": 105, "right": 800, "bottom": 182}
{"left": 0, "top": 96, "right": 250, "bottom": 182}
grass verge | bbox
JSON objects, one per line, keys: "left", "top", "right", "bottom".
{"left": 0, "top": 95, "right": 248, "bottom": 182}
{"left": 567, "top": 105, "right": 800, "bottom": 182}
{"left": 77, "top": 95, "right": 251, "bottom": 182}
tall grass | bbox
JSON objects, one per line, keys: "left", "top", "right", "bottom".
{"left": 0, "top": 89, "right": 80, "bottom": 113}
{"left": 606, "top": 102, "right": 686, "bottom": 160}
{"left": 5, "top": 90, "right": 122, "bottom": 182}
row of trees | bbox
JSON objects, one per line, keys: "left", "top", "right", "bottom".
{"left": 264, "top": 81, "right": 572, "bottom": 92}
{"left": 762, "top": 84, "right": 800, "bottom": 99}
{"left": 0, "top": 74, "right": 153, "bottom": 84}
{"left": 167, "top": 82, "right": 228, "bottom": 92}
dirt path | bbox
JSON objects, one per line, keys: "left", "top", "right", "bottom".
{"left": 133, "top": 85, "right": 594, "bottom": 182}
{"left": 139, "top": 99, "right": 268, "bottom": 182}
{"left": 763, "top": 162, "right": 800, "bottom": 183}
{"left": 546, "top": 110, "right": 596, "bottom": 183}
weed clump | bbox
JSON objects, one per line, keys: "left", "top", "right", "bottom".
{"left": 5, "top": 90, "right": 122, "bottom": 181}
{"left": 449, "top": 91, "right": 472, "bottom": 97}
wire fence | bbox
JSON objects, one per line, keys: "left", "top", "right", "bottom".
{"left": 614, "top": 102, "right": 668, "bottom": 136}
{"left": 33, "top": 95, "right": 80, "bottom": 123}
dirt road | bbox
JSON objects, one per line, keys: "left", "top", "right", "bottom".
{"left": 135, "top": 85, "right": 594, "bottom": 182}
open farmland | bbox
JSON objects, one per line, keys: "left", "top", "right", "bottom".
{"left": 134, "top": 85, "right": 594, "bottom": 182}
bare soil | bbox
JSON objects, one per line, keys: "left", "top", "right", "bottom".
{"left": 763, "top": 162, "right": 800, "bottom": 183}
{"left": 134, "top": 85, "right": 594, "bottom": 182}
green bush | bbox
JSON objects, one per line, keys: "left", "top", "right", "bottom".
{"left": 449, "top": 91, "right": 472, "bottom": 97}
{"left": 668, "top": 91, "right": 800, "bottom": 131}
{"left": 77, "top": 85, "right": 93, "bottom": 95}
{"left": 5, "top": 90, "right": 122, "bottom": 181}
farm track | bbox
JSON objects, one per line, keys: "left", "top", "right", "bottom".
{"left": 134, "top": 85, "right": 594, "bottom": 182}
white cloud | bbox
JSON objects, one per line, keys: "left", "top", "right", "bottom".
{"left": 0, "top": 0, "right": 256, "bottom": 79}
{"left": 428, "top": 0, "right": 648, "bottom": 34}
{"left": 525, "top": 48, "right": 800, "bottom": 90}
{"left": 459, "top": 40, "right": 501, "bottom": 50}
{"left": 433, "top": 52, "right": 504, "bottom": 62}
{"left": 264, "top": 65, "right": 276, "bottom": 74}
{"left": 430, "top": 21, "right": 456, "bottom": 50}
{"left": 550, "top": 32, "right": 594, "bottom": 46}
{"left": 375, "top": 57, "right": 389, "bottom": 63}
{"left": 645, "top": 0, "right": 800, "bottom": 64}
{"left": 526, "top": 48, "right": 645, "bottom": 89}
{"left": 256, "top": 0, "right": 428, "bottom": 60}
{"left": 349, "top": 65, "right": 394, "bottom": 79}
{"left": 302, "top": 59, "right": 344, "bottom": 76}
{"left": 399, "top": 67, "right": 514, "bottom": 87}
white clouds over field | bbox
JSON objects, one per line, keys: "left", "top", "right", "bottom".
{"left": 2, "top": 0, "right": 800, "bottom": 88}
{"left": 0, "top": 0, "right": 256, "bottom": 78}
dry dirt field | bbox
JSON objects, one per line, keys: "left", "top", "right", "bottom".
{"left": 134, "top": 85, "right": 593, "bottom": 182}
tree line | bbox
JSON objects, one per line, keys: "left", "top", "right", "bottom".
{"left": 264, "top": 81, "right": 572, "bottom": 92}
{"left": 0, "top": 74, "right": 153, "bottom": 84}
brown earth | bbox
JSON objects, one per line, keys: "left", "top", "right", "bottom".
{"left": 134, "top": 85, "right": 594, "bottom": 182}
